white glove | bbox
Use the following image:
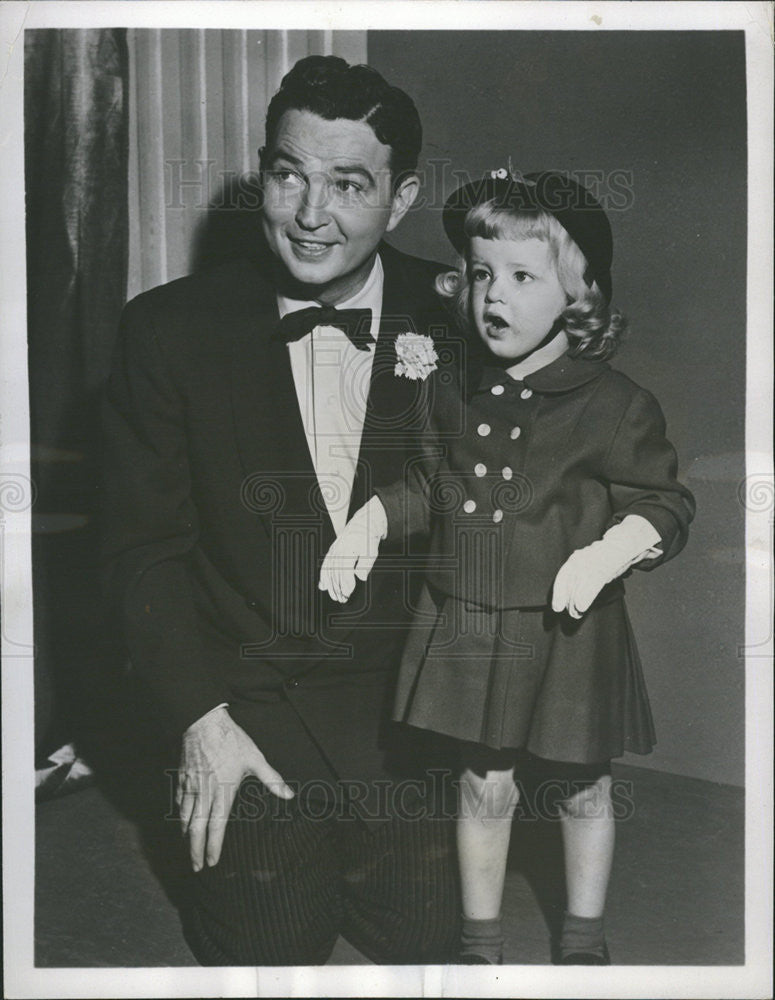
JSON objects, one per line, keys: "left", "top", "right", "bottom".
{"left": 318, "top": 496, "right": 388, "bottom": 603}
{"left": 551, "top": 515, "right": 662, "bottom": 619}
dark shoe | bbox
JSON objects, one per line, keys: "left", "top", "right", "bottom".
{"left": 458, "top": 953, "right": 503, "bottom": 964}
{"left": 557, "top": 943, "right": 611, "bottom": 965}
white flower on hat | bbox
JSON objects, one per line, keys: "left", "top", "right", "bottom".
{"left": 488, "top": 158, "right": 534, "bottom": 184}
{"left": 394, "top": 333, "right": 438, "bottom": 381}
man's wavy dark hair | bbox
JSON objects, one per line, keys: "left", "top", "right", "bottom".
{"left": 263, "top": 55, "right": 422, "bottom": 189}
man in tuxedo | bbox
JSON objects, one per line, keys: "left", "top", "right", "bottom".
{"left": 102, "top": 56, "right": 460, "bottom": 965}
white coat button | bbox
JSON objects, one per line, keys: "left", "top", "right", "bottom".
{"left": 520, "top": 387, "right": 533, "bottom": 400}
{"left": 502, "top": 466, "right": 513, "bottom": 480}
{"left": 510, "top": 426, "right": 522, "bottom": 440}
{"left": 491, "top": 384, "right": 505, "bottom": 396}
{"left": 474, "top": 463, "right": 487, "bottom": 477}
{"left": 493, "top": 509, "right": 504, "bottom": 523}
{"left": 477, "top": 423, "right": 491, "bottom": 437}
{"left": 463, "top": 499, "right": 477, "bottom": 513}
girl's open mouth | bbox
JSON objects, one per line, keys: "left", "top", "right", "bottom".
{"left": 484, "top": 313, "right": 509, "bottom": 330}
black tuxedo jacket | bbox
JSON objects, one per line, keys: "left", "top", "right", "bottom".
{"left": 101, "top": 242, "right": 455, "bottom": 794}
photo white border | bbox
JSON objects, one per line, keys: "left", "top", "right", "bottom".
{"left": 2, "top": 3, "right": 772, "bottom": 998}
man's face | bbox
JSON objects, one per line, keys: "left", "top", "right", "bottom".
{"left": 261, "top": 109, "right": 417, "bottom": 304}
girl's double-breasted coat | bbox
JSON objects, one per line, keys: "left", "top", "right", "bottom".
{"left": 377, "top": 349, "right": 695, "bottom": 761}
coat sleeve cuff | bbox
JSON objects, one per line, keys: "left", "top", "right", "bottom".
{"left": 610, "top": 503, "right": 682, "bottom": 568}
{"left": 373, "top": 481, "right": 407, "bottom": 545}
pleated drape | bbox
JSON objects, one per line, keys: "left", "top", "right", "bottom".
{"left": 126, "top": 30, "right": 367, "bottom": 297}
{"left": 25, "top": 29, "right": 129, "bottom": 765}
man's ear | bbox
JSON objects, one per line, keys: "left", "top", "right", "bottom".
{"left": 386, "top": 173, "right": 420, "bottom": 233}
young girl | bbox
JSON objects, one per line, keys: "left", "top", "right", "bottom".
{"left": 319, "top": 169, "right": 695, "bottom": 965}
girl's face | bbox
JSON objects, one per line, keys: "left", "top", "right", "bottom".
{"left": 469, "top": 236, "right": 568, "bottom": 363}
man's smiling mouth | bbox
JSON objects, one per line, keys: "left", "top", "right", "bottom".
{"left": 288, "top": 235, "right": 337, "bottom": 255}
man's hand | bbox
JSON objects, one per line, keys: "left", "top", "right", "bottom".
{"left": 176, "top": 706, "right": 294, "bottom": 871}
{"left": 318, "top": 496, "right": 388, "bottom": 603}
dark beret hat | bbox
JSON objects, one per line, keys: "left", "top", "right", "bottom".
{"left": 442, "top": 170, "right": 614, "bottom": 303}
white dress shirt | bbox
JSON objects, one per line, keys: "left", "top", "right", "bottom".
{"left": 278, "top": 255, "right": 383, "bottom": 537}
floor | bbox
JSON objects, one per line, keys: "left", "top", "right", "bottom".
{"left": 35, "top": 761, "right": 744, "bottom": 967}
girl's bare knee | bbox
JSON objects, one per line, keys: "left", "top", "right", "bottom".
{"left": 460, "top": 766, "right": 519, "bottom": 821}
{"left": 559, "top": 774, "right": 612, "bottom": 820}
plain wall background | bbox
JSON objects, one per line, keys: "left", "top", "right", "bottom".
{"left": 368, "top": 30, "right": 747, "bottom": 786}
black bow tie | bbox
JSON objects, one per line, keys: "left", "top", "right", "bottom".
{"left": 276, "top": 306, "right": 374, "bottom": 351}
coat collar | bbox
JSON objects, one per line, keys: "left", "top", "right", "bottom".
{"left": 471, "top": 351, "right": 610, "bottom": 396}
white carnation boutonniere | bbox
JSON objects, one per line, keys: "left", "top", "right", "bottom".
{"left": 394, "top": 333, "right": 438, "bottom": 381}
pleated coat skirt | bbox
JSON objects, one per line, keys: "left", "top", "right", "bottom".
{"left": 393, "top": 582, "right": 656, "bottom": 764}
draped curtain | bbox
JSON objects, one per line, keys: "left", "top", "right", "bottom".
{"left": 25, "top": 29, "right": 129, "bottom": 774}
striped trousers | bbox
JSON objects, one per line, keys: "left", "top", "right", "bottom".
{"left": 184, "top": 778, "right": 461, "bottom": 965}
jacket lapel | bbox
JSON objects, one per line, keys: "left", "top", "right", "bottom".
{"left": 348, "top": 246, "right": 437, "bottom": 519}
{"left": 230, "top": 274, "right": 333, "bottom": 542}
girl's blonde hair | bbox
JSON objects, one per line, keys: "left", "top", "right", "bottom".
{"left": 435, "top": 200, "right": 627, "bottom": 360}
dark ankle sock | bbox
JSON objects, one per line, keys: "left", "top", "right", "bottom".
{"left": 460, "top": 915, "right": 504, "bottom": 964}
{"left": 560, "top": 911, "right": 607, "bottom": 960}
